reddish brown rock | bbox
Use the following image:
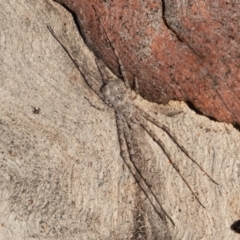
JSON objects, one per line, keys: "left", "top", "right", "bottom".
{"left": 54, "top": 0, "right": 240, "bottom": 124}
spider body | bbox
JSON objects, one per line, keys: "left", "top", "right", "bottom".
{"left": 101, "top": 80, "right": 130, "bottom": 112}
{"left": 99, "top": 64, "right": 135, "bottom": 121}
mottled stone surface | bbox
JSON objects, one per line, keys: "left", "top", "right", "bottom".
{"left": 55, "top": 0, "right": 240, "bottom": 124}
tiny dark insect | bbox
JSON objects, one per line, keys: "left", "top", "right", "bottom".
{"left": 32, "top": 107, "right": 40, "bottom": 114}
{"left": 231, "top": 220, "right": 240, "bottom": 233}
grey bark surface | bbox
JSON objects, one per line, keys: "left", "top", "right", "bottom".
{"left": 0, "top": 0, "right": 240, "bottom": 239}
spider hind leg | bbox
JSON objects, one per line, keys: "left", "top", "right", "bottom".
{"left": 115, "top": 114, "right": 174, "bottom": 225}
{"left": 136, "top": 112, "right": 206, "bottom": 208}
{"left": 136, "top": 106, "right": 219, "bottom": 185}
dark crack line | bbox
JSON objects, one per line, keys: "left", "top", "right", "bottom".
{"left": 161, "top": 0, "right": 204, "bottom": 58}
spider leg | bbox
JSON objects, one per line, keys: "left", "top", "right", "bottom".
{"left": 91, "top": 5, "right": 130, "bottom": 90}
{"left": 47, "top": 26, "right": 106, "bottom": 106}
{"left": 135, "top": 113, "right": 206, "bottom": 208}
{"left": 131, "top": 77, "right": 139, "bottom": 101}
{"left": 136, "top": 106, "right": 218, "bottom": 185}
{"left": 95, "top": 58, "right": 113, "bottom": 84}
{"left": 115, "top": 114, "right": 174, "bottom": 225}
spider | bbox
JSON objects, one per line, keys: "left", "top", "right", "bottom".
{"left": 47, "top": 12, "right": 218, "bottom": 225}
{"left": 94, "top": 58, "right": 218, "bottom": 226}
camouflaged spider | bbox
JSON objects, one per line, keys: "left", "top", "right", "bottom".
{"left": 48, "top": 20, "right": 218, "bottom": 225}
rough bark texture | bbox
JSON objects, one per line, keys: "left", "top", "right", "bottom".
{"left": 1, "top": 0, "right": 240, "bottom": 239}
{"left": 55, "top": 0, "right": 240, "bottom": 124}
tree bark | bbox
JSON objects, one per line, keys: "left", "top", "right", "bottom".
{"left": 0, "top": 0, "right": 240, "bottom": 239}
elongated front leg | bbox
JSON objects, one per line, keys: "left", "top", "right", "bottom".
{"left": 95, "top": 58, "right": 114, "bottom": 84}
{"left": 135, "top": 113, "right": 206, "bottom": 208}
{"left": 47, "top": 26, "right": 106, "bottom": 104}
{"left": 136, "top": 106, "right": 218, "bottom": 185}
{"left": 115, "top": 114, "right": 174, "bottom": 225}
{"left": 92, "top": 5, "right": 131, "bottom": 90}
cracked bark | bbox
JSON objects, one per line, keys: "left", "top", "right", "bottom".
{"left": 1, "top": 0, "right": 240, "bottom": 239}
